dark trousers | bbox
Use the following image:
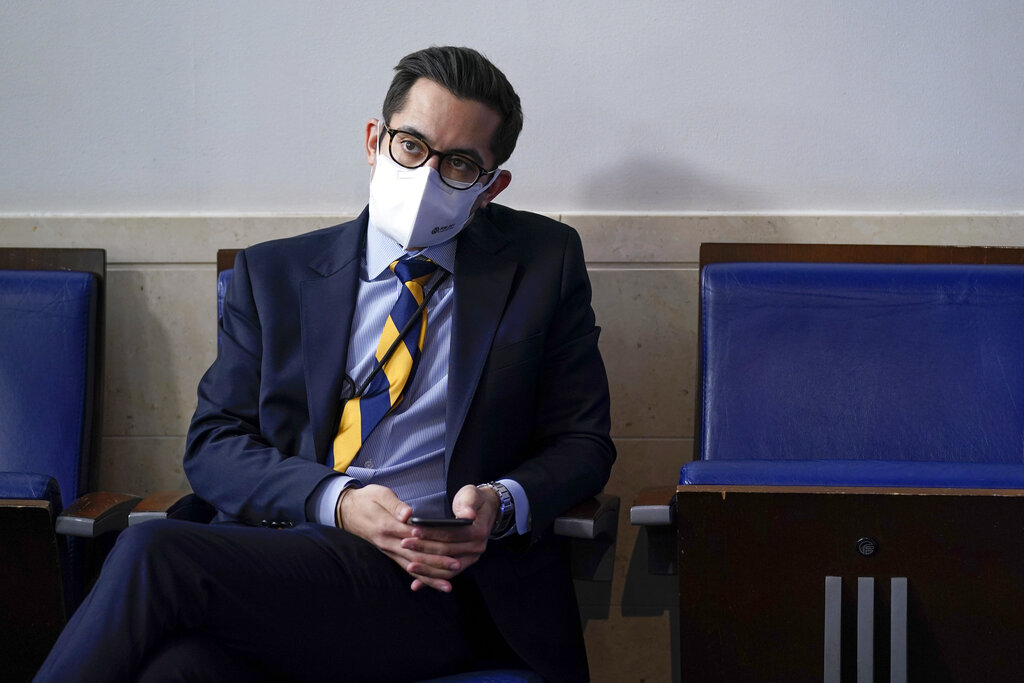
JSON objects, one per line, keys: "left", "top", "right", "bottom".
{"left": 34, "top": 519, "right": 518, "bottom": 682}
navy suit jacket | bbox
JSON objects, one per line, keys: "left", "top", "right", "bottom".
{"left": 184, "top": 204, "right": 615, "bottom": 681}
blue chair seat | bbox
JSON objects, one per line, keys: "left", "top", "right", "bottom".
{"left": 0, "top": 472, "right": 63, "bottom": 513}
{"left": 418, "top": 670, "right": 543, "bottom": 683}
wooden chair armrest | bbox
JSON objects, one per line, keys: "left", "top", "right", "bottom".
{"left": 128, "top": 491, "right": 216, "bottom": 526}
{"left": 554, "top": 493, "right": 620, "bottom": 540}
{"left": 629, "top": 485, "right": 677, "bottom": 525}
{"left": 55, "top": 492, "right": 141, "bottom": 538}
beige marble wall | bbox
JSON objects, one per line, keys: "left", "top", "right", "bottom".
{"left": 4, "top": 213, "right": 1024, "bottom": 682}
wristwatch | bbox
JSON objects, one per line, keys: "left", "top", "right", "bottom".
{"left": 478, "top": 481, "right": 515, "bottom": 537}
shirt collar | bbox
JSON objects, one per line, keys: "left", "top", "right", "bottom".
{"left": 365, "top": 219, "right": 458, "bottom": 279}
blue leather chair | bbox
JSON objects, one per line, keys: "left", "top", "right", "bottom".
{"left": 0, "top": 248, "right": 139, "bottom": 681}
{"left": 129, "top": 249, "right": 619, "bottom": 682}
{"left": 631, "top": 243, "right": 1024, "bottom": 682}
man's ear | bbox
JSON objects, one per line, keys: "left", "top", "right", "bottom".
{"left": 365, "top": 118, "right": 380, "bottom": 166}
{"left": 479, "top": 170, "right": 512, "bottom": 208}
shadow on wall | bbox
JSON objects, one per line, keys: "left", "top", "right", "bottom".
{"left": 575, "top": 153, "right": 773, "bottom": 212}
{"left": 576, "top": 526, "right": 680, "bottom": 682}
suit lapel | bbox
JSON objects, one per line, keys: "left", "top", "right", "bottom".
{"left": 301, "top": 212, "right": 366, "bottom": 463}
{"left": 446, "top": 212, "right": 518, "bottom": 460}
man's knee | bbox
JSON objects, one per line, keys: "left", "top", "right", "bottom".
{"left": 98, "top": 519, "right": 211, "bottom": 605}
{"left": 107, "top": 519, "right": 193, "bottom": 567}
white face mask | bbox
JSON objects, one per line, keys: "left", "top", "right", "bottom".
{"left": 368, "top": 128, "right": 498, "bottom": 250}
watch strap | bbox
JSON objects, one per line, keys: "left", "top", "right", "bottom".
{"left": 478, "top": 481, "right": 515, "bottom": 537}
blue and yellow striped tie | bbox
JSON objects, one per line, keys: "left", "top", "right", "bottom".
{"left": 332, "top": 257, "right": 438, "bottom": 472}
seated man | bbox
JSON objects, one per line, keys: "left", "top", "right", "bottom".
{"left": 35, "top": 46, "right": 614, "bottom": 683}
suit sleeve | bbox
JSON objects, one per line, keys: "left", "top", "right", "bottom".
{"left": 504, "top": 228, "right": 616, "bottom": 540}
{"left": 183, "top": 250, "right": 335, "bottom": 525}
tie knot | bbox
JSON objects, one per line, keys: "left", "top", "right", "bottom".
{"left": 391, "top": 257, "right": 438, "bottom": 284}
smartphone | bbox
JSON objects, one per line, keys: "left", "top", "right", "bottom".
{"left": 409, "top": 517, "right": 472, "bottom": 527}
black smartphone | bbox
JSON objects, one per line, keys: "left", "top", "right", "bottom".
{"left": 408, "top": 517, "right": 472, "bottom": 527}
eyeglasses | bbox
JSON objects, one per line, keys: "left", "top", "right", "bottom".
{"left": 381, "top": 122, "right": 497, "bottom": 190}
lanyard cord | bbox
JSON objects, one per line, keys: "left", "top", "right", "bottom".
{"left": 351, "top": 268, "right": 451, "bottom": 398}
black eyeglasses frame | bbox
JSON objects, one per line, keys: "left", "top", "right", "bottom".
{"left": 380, "top": 121, "right": 498, "bottom": 191}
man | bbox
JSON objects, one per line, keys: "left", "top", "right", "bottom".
{"left": 36, "top": 46, "right": 614, "bottom": 682}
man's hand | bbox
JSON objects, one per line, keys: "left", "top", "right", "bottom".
{"left": 337, "top": 484, "right": 498, "bottom": 593}
{"left": 402, "top": 484, "right": 500, "bottom": 592}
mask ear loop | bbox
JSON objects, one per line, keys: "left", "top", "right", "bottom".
{"left": 479, "top": 167, "right": 502, "bottom": 196}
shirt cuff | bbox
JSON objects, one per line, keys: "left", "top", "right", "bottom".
{"left": 306, "top": 475, "right": 360, "bottom": 526}
{"left": 497, "top": 478, "right": 531, "bottom": 535}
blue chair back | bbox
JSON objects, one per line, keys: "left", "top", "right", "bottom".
{"left": 0, "top": 270, "right": 98, "bottom": 512}
{"left": 216, "top": 266, "right": 233, "bottom": 350}
{"left": 686, "top": 260, "right": 1024, "bottom": 487}
{"left": 0, "top": 261, "right": 102, "bottom": 630}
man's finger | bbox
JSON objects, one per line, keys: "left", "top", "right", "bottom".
{"left": 410, "top": 577, "right": 452, "bottom": 593}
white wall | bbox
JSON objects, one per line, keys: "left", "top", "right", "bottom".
{"left": 2, "top": 0, "right": 1022, "bottom": 214}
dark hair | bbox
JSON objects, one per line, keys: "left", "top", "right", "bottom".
{"left": 382, "top": 46, "right": 523, "bottom": 167}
